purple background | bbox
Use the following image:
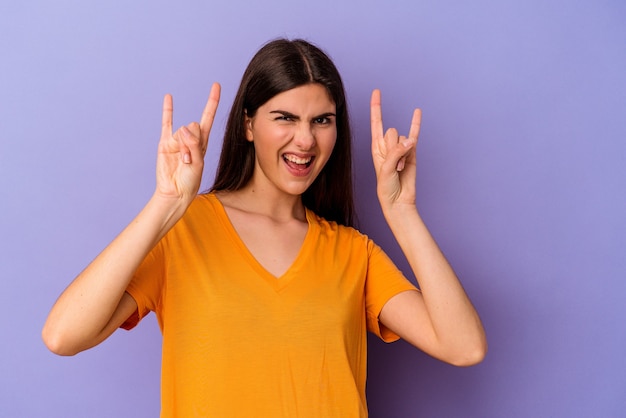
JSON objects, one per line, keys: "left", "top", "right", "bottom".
{"left": 2, "top": 1, "right": 625, "bottom": 416}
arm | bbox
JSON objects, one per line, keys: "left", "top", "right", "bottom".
{"left": 42, "top": 84, "right": 221, "bottom": 356}
{"left": 370, "top": 89, "right": 487, "bottom": 366}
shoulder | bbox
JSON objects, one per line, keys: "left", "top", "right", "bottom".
{"left": 166, "top": 193, "right": 223, "bottom": 236}
{"left": 307, "top": 209, "right": 374, "bottom": 250}
{"left": 179, "top": 192, "right": 220, "bottom": 219}
{"left": 188, "top": 192, "right": 218, "bottom": 211}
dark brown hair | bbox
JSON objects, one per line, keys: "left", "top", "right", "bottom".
{"left": 210, "top": 38, "right": 355, "bottom": 227}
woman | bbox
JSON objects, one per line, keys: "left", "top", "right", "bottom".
{"left": 43, "top": 39, "right": 486, "bottom": 417}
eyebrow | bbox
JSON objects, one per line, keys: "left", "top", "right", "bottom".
{"left": 269, "top": 110, "right": 337, "bottom": 120}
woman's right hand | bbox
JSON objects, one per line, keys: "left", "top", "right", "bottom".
{"left": 155, "top": 82, "right": 221, "bottom": 204}
{"left": 42, "top": 83, "right": 222, "bottom": 356}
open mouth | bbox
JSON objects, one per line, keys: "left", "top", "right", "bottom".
{"left": 283, "top": 154, "right": 314, "bottom": 169}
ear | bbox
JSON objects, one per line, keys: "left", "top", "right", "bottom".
{"left": 244, "top": 113, "right": 254, "bottom": 142}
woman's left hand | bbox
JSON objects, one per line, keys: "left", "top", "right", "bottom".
{"left": 370, "top": 89, "right": 422, "bottom": 209}
{"left": 371, "top": 90, "right": 487, "bottom": 365}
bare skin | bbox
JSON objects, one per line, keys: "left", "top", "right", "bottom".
{"left": 43, "top": 83, "right": 486, "bottom": 367}
{"left": 42, "top": 84, "right": 221, "bottom": 355}
{"left": 370, "top": 90, "right": 487, "bottom": 365}
{"left": 217, "top": 84, "right": 337, "bottom": 278}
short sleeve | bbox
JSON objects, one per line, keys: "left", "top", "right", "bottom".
{"left": 365, "top": 240, "right": 418, "bottom": 342}
{"left": 120, "top": 240, "right": 166, "bottom": 330}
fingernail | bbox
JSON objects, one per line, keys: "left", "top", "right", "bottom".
{"left": 401, "top": 138, "right": 413, "bottom": 148}
{"left": 183, "top": 153, "right": 191, "bottom": 164}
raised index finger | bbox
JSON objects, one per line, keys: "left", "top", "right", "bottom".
{"left": 161, "top": 93, "right": 173, "bottom": 138}
{"left": 199, "top": 82, "right": 221, "bottom": 140}
{"left": 370, "top": 89, "right": 384, "bottom": 141}
{"left": 408, "top": 108, "right": 422, "bottom": 143}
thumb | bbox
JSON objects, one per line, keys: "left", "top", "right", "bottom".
{"left": 383, "top": 135, "right": 416, "bottom": 174}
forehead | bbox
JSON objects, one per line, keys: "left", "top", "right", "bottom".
{"left": 261, "top": 84, "right": 335, "bottom": 112}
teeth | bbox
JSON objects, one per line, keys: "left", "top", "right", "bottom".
{"left": 284, "top": 154, "right": 312, "bottom": 165}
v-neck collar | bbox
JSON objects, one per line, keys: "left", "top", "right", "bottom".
{"left": 206, "top": 193, "right": 316, "bottom": 292}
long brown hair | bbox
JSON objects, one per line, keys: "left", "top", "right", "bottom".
{"left": 211, "top": 38, "right": 354, "bottom": 227}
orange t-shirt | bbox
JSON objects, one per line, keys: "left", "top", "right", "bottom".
{"left": 124, "top": 193, "right": 416, "bottom": 417}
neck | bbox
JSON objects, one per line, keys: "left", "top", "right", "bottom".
{"left": 216, "top": 186, "right": 306, "bottom": 223}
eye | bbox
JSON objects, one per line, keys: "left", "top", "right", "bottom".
{"left": 275, "top": 115, "right": 294, "bottom": 121}
{"left": 313, "top": 117, "right": 332, "bottom": 125}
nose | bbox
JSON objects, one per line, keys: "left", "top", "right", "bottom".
{"left": 294, "top": 123, "right": 316, "bottom": 150}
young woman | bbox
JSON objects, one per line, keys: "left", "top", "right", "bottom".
{"left": 43, "top": 39, "right": 486, "bottom": 417}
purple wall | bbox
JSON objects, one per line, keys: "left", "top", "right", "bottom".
{"left": 2, "top": 1, "right": 625, "bottom": 416}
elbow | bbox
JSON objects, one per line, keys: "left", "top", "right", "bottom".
{"left": 448, "top": 337, "right": 488, "bottom": 367}
{"left": 449, "top": 344, "right": 487, "bottom": 367}
{"left": 41, "top": 323, "right": 81, "bottom": 357}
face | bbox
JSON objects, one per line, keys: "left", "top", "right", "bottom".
{"left": 245, "top": 83, "right": 337, "bottom": 197}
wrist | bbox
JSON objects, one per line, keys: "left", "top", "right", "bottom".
{"left": 146, "top": 192, "right": 193, "bottom": 233}
{"left": 380, "top": 200, "right": 418, "bottom": 217}
{"left": 380, "top": 201, "right": 423, "bottom": 231}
